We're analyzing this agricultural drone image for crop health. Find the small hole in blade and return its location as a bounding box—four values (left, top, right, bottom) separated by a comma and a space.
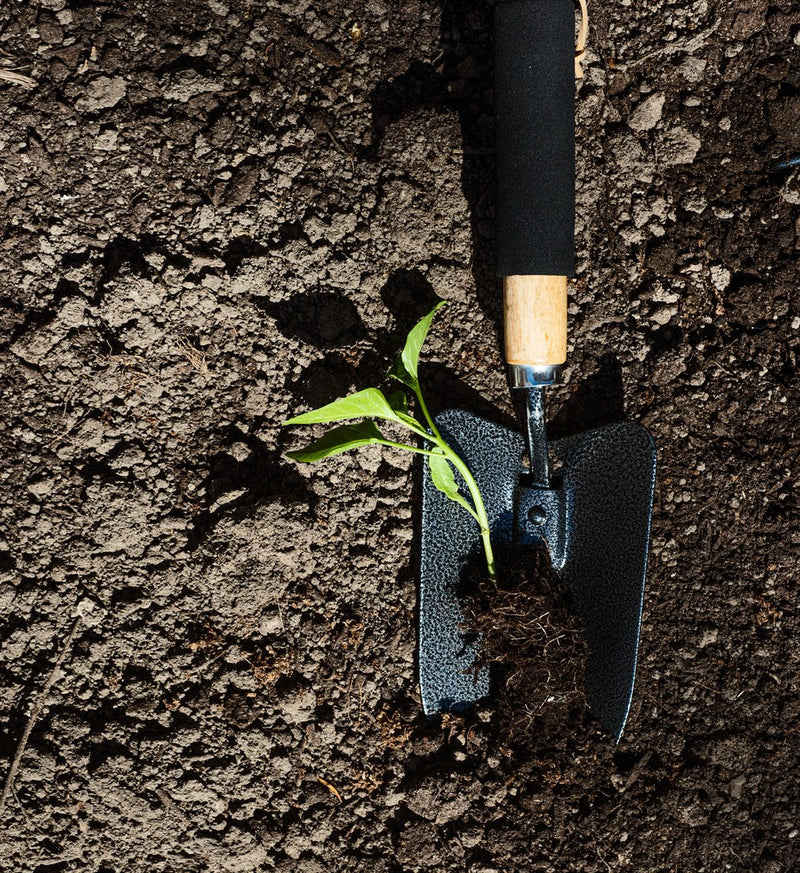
528, 505, 547, 526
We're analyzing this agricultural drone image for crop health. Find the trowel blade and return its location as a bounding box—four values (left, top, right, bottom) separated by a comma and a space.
419, 409, 656, 740
419, 411, 524, 715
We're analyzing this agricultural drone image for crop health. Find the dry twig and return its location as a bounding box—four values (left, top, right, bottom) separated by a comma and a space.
0, 616, 82, 816
317, 775, 343, 803
0, 69, 36, 88
176, 338, 212, 378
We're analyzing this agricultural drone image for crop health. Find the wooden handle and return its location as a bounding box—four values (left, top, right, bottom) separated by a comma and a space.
503, 275, 567, 366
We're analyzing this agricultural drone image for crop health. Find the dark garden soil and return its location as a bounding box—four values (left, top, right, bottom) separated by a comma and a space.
466, 550, 589, 749
1, 1, 798, 871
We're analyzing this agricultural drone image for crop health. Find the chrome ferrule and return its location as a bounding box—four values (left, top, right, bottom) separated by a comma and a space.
508, 363, 563, 388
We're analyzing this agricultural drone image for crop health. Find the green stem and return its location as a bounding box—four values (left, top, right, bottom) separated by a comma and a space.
436, 439, 497, 584
380, 440, 440, 457
414, 385, 444, 444
388, 396, 497, 583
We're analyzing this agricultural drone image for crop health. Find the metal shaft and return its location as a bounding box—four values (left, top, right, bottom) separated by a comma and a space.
525, 386, 550, 488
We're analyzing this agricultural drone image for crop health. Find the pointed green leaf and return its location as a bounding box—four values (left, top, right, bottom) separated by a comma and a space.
388, 354, 416, 390
428, 452, 479, 521
285, 421, 387, 462
402, 301, 446, 379
282, 388, 400, 426
389, 301, 446, 388
387, 390, 426, 434
387, 390, 408, 414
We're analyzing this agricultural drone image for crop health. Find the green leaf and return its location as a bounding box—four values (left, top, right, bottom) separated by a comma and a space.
285, 421, 387, 462
387, 390, 426, 434
388, 357, 415, 390
387, 390, 408, 414
396, 411, 425, 433
428, 452, 479, 521
389, 301, 446, 388
282, 388, 400, 426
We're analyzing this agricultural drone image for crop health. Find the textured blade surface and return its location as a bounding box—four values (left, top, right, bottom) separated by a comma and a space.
552, 423, 656, 740
419, 411, 656, 740
418, 410, 524, 715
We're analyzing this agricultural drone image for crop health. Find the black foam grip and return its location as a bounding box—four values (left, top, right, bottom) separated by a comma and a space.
495, 0, 575, 277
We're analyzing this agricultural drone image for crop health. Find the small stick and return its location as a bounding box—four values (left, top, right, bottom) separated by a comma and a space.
0, 616, 82, 816
0, 69, 37, 88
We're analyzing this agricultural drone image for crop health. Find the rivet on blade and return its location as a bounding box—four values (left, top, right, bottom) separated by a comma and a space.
527, 505, 547, 526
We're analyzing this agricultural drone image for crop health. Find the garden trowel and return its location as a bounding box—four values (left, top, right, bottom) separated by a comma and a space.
418, 0, 656, 740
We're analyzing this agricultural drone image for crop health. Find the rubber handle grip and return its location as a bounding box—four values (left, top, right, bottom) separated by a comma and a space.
494, 0, 575, 277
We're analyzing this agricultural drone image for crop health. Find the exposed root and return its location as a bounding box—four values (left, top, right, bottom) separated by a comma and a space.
466, 548, 587, 747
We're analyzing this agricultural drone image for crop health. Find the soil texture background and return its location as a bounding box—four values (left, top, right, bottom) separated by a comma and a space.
1, 1, 798, 871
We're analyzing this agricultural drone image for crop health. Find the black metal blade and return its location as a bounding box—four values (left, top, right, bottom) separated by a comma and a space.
550, 423, 656, 740
419, 411, 524, 715
419, 411, 656, 740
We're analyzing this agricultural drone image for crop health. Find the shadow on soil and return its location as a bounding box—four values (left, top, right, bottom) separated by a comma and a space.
369, 0, 502, 352
186, 424, 316, 548
548, 354, 627, 439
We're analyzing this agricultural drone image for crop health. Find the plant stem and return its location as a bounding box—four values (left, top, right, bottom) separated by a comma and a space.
437, 441, 497, 584
388, 394, 497, 583
413, 386, 444, 444
379, 440, 440, 457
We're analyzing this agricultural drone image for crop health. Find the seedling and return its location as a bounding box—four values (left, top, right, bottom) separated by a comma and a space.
282, 302, 497, 582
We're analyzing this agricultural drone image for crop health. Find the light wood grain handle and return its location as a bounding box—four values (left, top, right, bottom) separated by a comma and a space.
503, 275, 567, 367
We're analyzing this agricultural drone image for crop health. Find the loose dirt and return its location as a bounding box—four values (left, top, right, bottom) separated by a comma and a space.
1, 1, 798, 871
466, 549, 588, 749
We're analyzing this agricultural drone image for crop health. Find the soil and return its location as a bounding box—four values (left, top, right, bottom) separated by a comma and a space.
1, 1, 798, 872
466, 550, 588, 748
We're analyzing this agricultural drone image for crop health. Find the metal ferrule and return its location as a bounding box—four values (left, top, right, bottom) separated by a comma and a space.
508, 363, 563, 388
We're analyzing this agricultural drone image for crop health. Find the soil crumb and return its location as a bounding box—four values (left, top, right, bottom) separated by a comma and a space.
467, 548, 588, 747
